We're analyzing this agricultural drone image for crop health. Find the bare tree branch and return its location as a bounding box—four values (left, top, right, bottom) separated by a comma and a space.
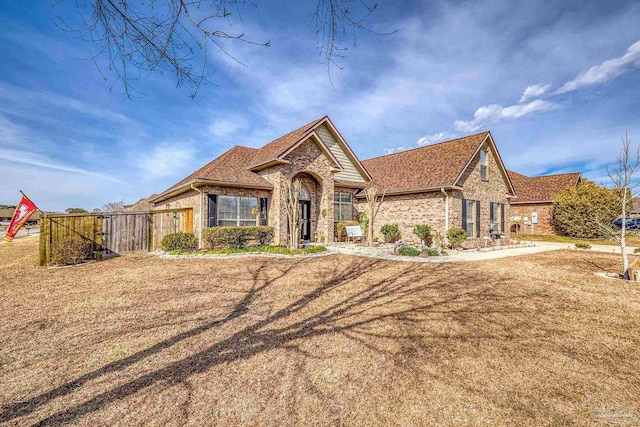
55, 0, 393, 97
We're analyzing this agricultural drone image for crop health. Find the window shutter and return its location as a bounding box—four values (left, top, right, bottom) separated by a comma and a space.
462, 199, 467, 232
259, 198, 268, 226
207, 195, 217, 227
476, 200, 481, 237
500, 203, 505, 233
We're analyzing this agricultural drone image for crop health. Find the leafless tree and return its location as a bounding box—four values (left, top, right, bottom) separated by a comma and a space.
54, 0, 389, 97
95, 200, 126, 212
364, 185, 384, 246
285, 178, 302, 250
596, 132, 640, 280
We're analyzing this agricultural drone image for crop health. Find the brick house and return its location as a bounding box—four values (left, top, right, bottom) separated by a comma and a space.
507, 170, 581, 235
149, 116, 519, 246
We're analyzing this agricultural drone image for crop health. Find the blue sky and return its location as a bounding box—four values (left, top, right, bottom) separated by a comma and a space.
1, 0, 639, 211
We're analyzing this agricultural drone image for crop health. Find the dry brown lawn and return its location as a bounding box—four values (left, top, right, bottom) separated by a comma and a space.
1, 236, 640, 426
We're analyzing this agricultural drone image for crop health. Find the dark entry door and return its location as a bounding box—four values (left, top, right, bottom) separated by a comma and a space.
300, 201, 311, 240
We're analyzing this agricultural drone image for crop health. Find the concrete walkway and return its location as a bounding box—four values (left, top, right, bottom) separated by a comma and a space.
325, 241, 635, 263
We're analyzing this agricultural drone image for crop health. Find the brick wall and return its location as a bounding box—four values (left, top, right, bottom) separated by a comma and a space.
510, 203, 557, 235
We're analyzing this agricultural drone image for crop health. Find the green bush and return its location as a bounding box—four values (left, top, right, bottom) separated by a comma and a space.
553, 181, 624, 238
574, 242, 591, 250
380, 223, 399, 243
413, 224, 433, 246
160, 232, 197, 251
422, 248, 445, 256
357, 212, 369, 233
634, 247, 640, 254
446, 227, 467, 249
51, 236, 92, 265
335, 221, 360, 242
202, 226, 274, 249
398, 246, 421, 256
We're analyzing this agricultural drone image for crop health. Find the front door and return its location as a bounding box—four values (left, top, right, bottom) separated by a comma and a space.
300, 200, 311, 240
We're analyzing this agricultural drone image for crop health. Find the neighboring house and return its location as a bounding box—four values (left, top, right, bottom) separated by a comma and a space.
150, 116, 518, 247
507, 170, 581, 235
0, 208, 41, 225
124, 194, 159, 212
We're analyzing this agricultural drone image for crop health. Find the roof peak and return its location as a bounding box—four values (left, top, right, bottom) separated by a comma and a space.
364, 131, 490, 162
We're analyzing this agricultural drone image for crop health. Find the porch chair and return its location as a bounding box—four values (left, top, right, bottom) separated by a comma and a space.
345, 225, 365, 243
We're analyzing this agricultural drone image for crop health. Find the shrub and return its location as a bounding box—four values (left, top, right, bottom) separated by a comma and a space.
398, 246, 421, 256
51, 236, 92, 265
575, 242, 591, 250
380, 223, 399, 243
634, 247, 640, 254
553, 181, 624, 238
357, 212, 369, 233
335, 221, 360, 242
160, 232, 197, 251
446, 227, 467, 249
169, 245, 328, 256
202, 226, 274, 249
422, 248, 446, 256
413, 224, 433, 246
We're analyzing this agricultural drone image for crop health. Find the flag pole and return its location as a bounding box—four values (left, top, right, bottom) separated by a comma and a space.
19, 190, 45, 215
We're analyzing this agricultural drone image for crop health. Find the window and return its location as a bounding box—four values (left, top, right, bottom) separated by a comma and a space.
480, 149, 488, 180
334, 192, 353, 222
463, 199, 475, 237
490, 202, 505, 233
217, 196, 258, 226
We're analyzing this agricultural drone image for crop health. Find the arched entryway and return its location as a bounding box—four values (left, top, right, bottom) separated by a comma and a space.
293, 172, 322, 241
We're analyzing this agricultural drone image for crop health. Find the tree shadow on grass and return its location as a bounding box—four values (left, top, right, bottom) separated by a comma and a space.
1, 258, 550, 426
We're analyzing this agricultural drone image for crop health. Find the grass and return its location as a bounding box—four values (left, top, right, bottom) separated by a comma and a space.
169, 245, 328, 256
518, 232, 640, 247
1, 237, 640, 426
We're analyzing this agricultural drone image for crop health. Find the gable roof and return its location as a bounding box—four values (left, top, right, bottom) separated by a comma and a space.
508, 170, 581, 203
152, 116, 370, 203
360, 131, 515, 195
248, 117, 326, 169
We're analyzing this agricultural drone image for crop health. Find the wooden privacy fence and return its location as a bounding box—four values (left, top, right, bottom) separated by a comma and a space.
39, 209, 193, 266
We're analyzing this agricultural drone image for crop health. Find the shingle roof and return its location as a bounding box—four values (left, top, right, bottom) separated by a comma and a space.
248, 116, 326, 168
163, 145, 269, 194
508, 170, 581, 203
155, 117, 328, 200
360, 132, 491, 192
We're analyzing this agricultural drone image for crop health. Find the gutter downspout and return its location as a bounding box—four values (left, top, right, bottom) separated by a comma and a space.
191, 183, 204, 249
441, 187, 449, 243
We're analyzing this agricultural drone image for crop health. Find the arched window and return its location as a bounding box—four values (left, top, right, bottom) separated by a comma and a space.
299, 184, 311, 201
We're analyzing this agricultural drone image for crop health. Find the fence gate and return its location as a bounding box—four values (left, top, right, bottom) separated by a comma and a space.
102, 212, 150, 254
150, 209, 193, 250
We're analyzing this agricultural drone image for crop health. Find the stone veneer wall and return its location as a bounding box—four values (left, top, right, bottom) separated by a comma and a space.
257, 138, 337, 245
510, 203, 557, 235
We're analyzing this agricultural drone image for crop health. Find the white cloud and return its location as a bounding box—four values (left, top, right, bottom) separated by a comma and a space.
417, 132, 451, 146
519, 84, 551, 103
208, 115, 250, 138
556, 39, 640, 94
383, 146, 408, 155
454, 99, 559, 133
137, 143, 196, 178
0, 148, 121, 182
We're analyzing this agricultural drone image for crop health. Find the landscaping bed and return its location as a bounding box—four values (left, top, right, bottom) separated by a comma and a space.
166, 245, 328, 257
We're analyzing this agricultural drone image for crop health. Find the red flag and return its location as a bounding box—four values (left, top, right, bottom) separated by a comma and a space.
4, 193, 38, 242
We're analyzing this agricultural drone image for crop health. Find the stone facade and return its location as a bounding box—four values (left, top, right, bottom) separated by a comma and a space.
510, 203, 557, 235
247, 138, 338, 245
